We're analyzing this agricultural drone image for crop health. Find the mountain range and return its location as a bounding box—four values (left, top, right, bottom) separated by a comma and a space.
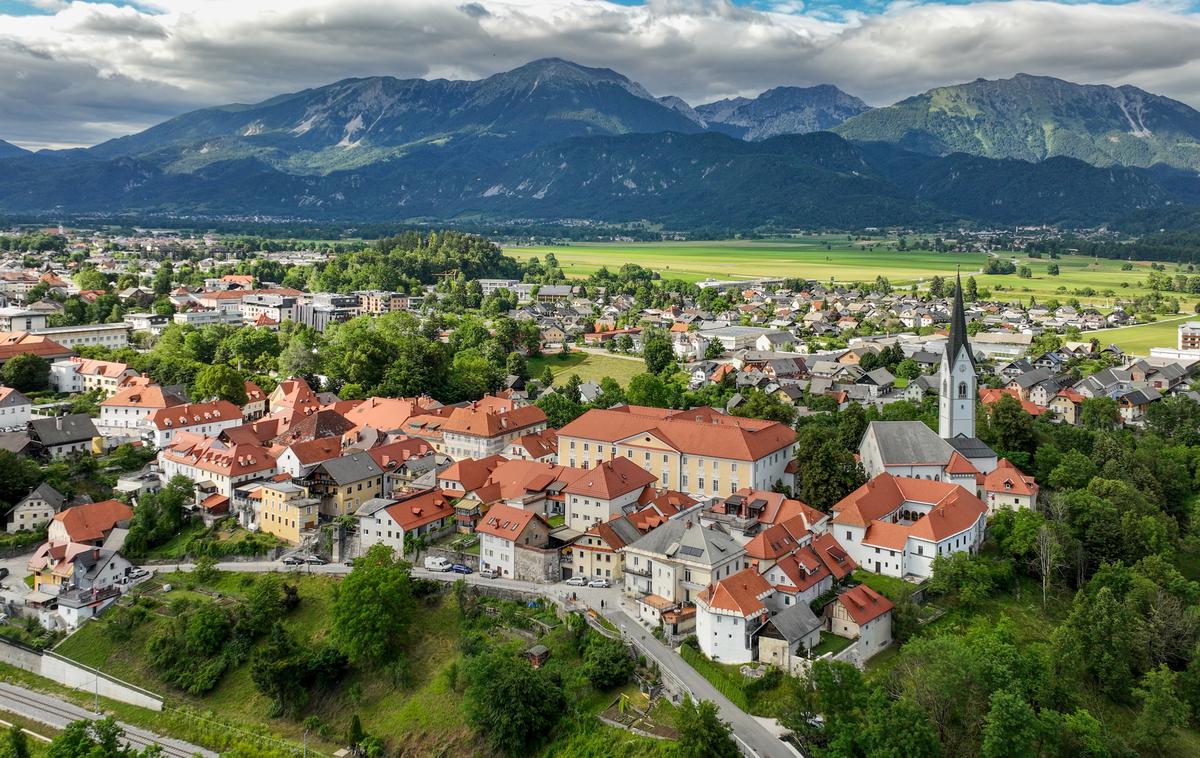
1, 59, 1198, 229
0, 140, 27, 159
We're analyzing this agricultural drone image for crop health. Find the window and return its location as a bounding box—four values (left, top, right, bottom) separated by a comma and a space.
958, 382, 967, 398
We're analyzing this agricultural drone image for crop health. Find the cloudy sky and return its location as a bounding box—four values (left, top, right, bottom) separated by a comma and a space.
3, 0, 1200, 150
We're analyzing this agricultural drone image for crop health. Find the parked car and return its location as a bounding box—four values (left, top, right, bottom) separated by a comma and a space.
479, 569, 499, 579
303, 555, 326, 565
0, 567, 10, 580
281, 556, 303, 566
587, 578, 611, 588
424, 556, 452, 572
450, 564, 473, 574
565, 576, 586, 586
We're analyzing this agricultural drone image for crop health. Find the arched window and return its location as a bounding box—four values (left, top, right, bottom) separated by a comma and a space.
958, 382, 967, 398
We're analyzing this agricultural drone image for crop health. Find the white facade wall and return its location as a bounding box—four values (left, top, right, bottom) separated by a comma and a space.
151, 418, 242, 449
479, 532, 516, 577
938, 347, 976, 439
566, 488, 642, 532
696, 606, 753, 663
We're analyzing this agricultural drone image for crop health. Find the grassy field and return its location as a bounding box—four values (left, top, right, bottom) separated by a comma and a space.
507, 239, 986, 285
53, 571, 478, 756
1087, 313, 1194, 354
529, 349, 644, 385
507, 240, 1200, 314
50, 571, 670, 757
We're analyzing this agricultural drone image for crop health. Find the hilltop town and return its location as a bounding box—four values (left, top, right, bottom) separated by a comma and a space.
0, 227, 1195, 756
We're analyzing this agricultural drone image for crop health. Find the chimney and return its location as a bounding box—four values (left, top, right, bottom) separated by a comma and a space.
56, 415, 63, 430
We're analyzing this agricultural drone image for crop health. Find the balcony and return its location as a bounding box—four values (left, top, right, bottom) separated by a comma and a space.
624, 564, 651, 578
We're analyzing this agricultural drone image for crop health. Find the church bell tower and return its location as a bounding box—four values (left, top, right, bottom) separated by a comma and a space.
939, 270, 977, 439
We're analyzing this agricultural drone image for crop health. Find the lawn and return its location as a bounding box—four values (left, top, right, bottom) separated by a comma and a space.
1085, 313, 1195, 354
851, 570, 920, 601
811, 633, 853, 657
529, 349, 644, 386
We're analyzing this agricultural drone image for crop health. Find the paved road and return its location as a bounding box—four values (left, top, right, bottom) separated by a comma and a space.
156, 559, 799, 757
603, 609, 798, 758
0, 681, 215, 758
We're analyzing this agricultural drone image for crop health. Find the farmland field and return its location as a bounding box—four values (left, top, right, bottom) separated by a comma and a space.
505, 240, 1200, 312
506, 238, 986, 285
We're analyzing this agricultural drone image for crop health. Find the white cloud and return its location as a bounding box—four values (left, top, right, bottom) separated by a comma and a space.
2, 0, 1200, 149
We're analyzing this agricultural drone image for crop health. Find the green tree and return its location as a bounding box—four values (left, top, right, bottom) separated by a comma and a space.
1080, 397, 1120, 431
192, 554, 218, 584
983, 394, 1035, 458
641, 328, 674, 375
463, 649, 565, 756
1132, 665, 1190, 752
981, 689, 1041, 758
0, 353, 49, 392
730, 388, 794, 424
581, 634, 634, 690
795, 441, 865, 510
0, 725, 29, 758
191, 364, 248, 405
1047, 263, 1060, 276
330, 544, 415, 666
704, 338, 726, 360
535, 390, 585, 428
675, 698, 738, 758
626, 373, 676, 408
73, 268, 109, 292
48, 717, 156, 758
1048, 449, 1098, 491
505, 351, 528, 381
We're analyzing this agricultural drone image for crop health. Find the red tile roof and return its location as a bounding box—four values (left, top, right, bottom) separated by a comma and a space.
837, 584, 894, 626
980, 458, 1040, 499
150, 400, 242, 430
474, 502, 546, 541
563, 456, 656, 500
558, 405, 794, 461
0, 332, 72, 362
52, 499, 132, 543
698, 567, 772, 618
102, 384, 184, 410
383, 489, 454, 532
162, 434, 276, 477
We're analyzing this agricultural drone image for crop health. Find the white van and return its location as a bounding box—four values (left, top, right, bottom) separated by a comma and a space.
424, 556, 452, 572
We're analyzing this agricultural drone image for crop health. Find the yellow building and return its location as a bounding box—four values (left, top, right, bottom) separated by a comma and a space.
301, 453, 385, 518
557, 405, 796, 500
257, 481, 320, 544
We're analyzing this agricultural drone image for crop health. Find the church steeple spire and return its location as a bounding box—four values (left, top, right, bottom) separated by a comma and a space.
939, 266, 977, 439
947, 268, 975, 369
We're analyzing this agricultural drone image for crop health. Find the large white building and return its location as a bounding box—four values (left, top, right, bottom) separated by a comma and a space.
830, 474, 988, 580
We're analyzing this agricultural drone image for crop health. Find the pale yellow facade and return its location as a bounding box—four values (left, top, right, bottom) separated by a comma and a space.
257, 483, 319, 545
559, 430, 792, 499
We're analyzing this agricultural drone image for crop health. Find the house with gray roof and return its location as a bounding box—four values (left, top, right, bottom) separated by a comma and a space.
28, 414, 99, 459
622, 516, 745, 607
